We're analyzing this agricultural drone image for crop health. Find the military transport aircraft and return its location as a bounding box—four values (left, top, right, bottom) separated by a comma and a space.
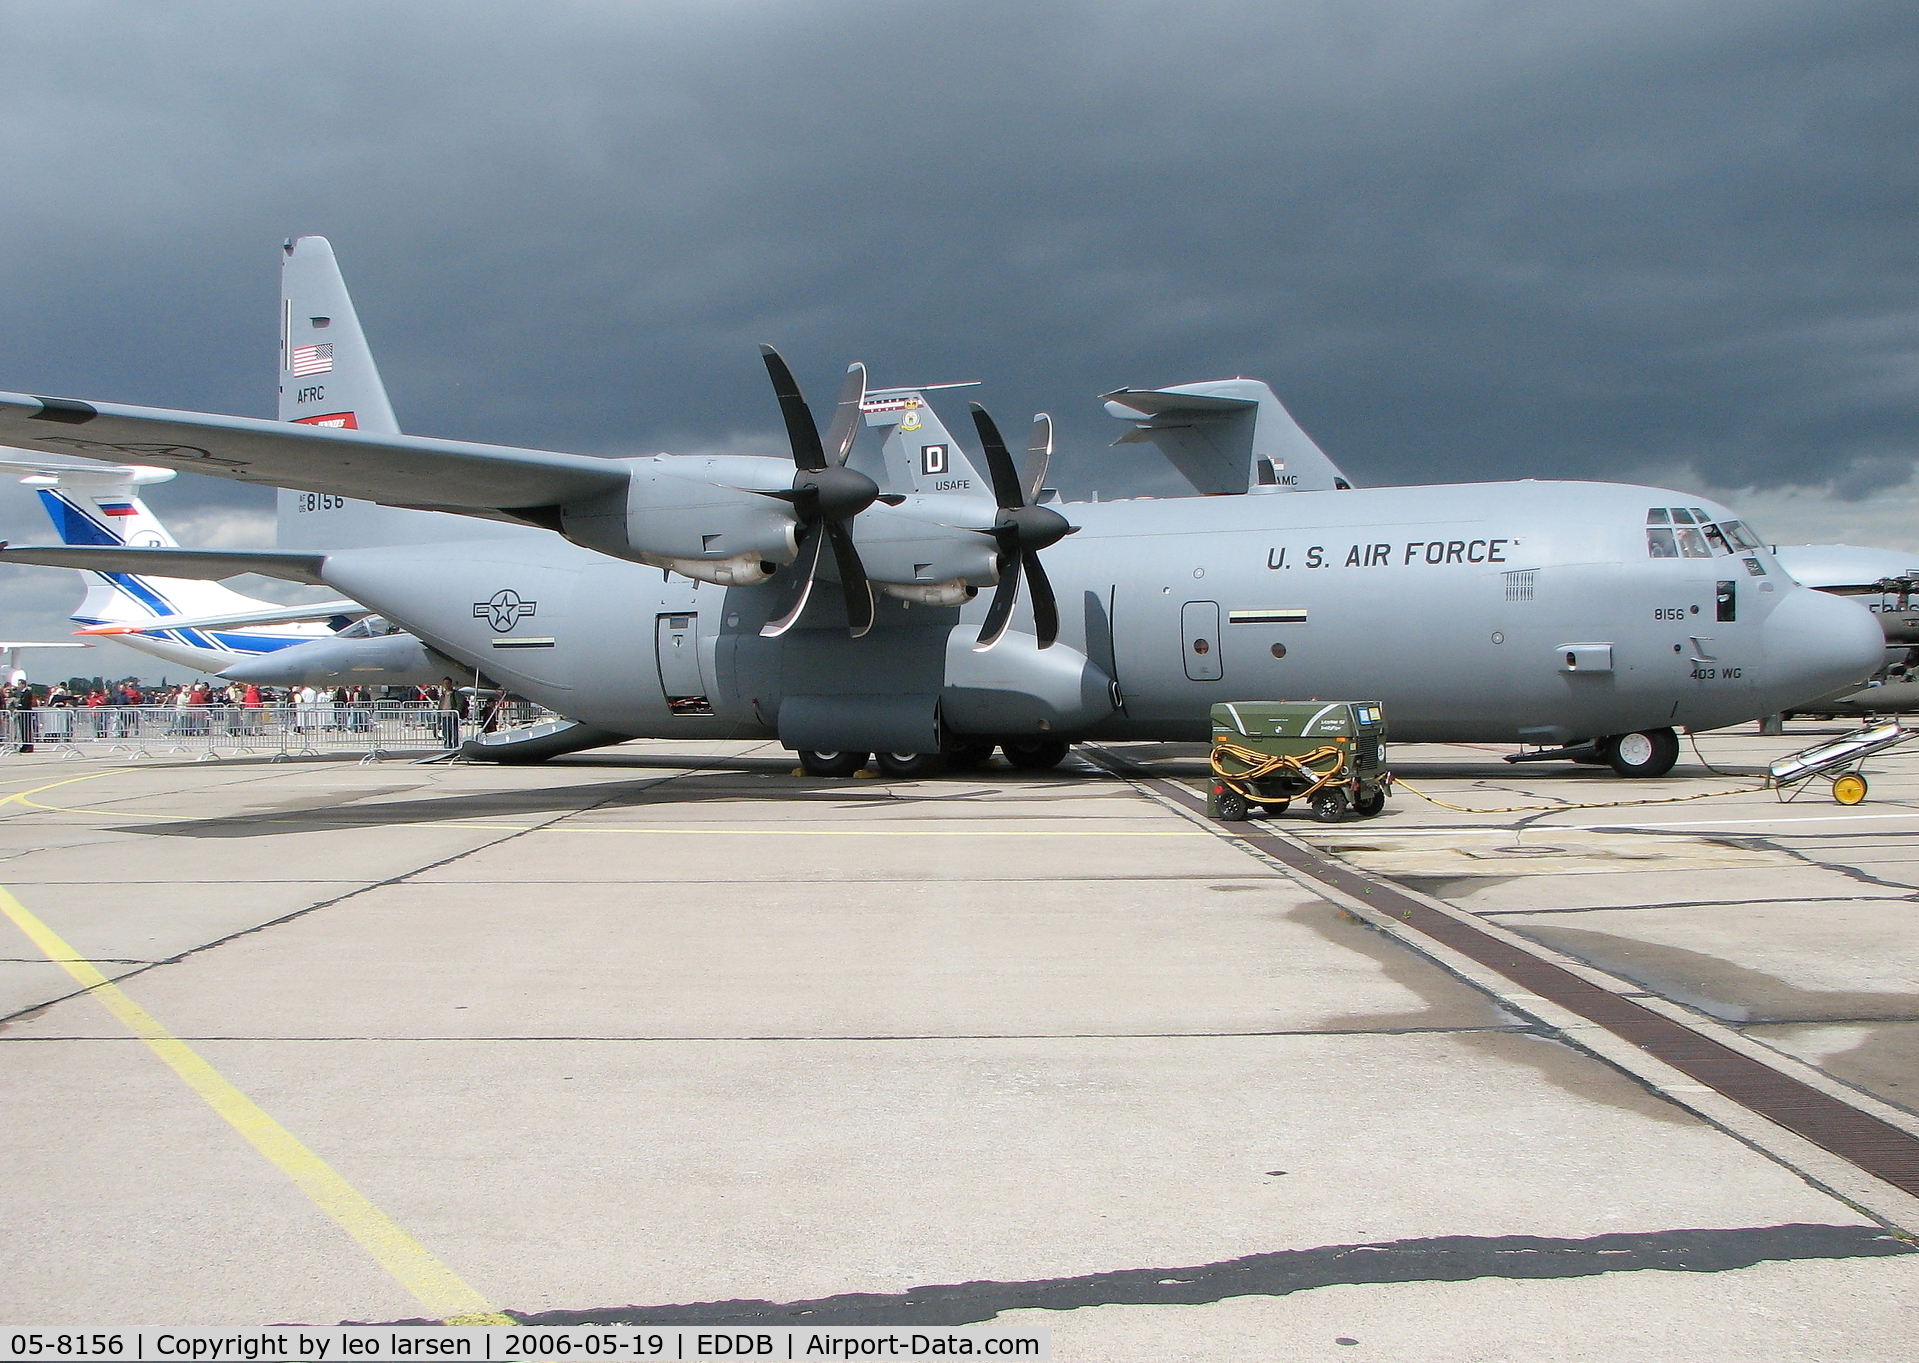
0, 237, 1884, 784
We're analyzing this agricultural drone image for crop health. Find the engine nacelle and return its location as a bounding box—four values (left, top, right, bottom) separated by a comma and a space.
880, 579, 977, 606
561, 455, 799, 570
640, 551, 779, 587
851, 498, 1001, 588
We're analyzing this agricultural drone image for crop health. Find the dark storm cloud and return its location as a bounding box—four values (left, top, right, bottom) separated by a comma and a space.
0, 0, 1913, 511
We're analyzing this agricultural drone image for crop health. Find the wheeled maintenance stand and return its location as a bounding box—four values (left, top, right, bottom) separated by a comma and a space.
1207, 700, 1393, 823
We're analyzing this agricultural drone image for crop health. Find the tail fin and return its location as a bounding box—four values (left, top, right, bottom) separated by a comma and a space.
1103, 379, 1354, 495
4, 460, 330, 664
280, 236, 399, 433
854, 385, 996, 503
274, 235, 539, 550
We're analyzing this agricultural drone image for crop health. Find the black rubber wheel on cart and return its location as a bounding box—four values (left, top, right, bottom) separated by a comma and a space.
799, 750, 869, 778
1312, 789, 1350, 823
876, 751, 944, 778
1003, 738, 1070, 770
1213, 789, 1251, 822
1352, 789, 1386, 818
1604, 727, 1679, 778
1257, 799, 1291, 817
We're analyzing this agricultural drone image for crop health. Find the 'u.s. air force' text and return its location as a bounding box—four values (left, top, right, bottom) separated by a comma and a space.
1268, 539, 1514, 570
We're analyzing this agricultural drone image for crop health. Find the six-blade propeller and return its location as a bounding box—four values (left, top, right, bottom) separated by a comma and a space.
755, 348, 1074, 649
758, 346, 882, 639
968, 403, 1075, 651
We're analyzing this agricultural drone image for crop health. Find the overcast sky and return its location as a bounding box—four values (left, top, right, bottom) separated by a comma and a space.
2, 0, 1914, 680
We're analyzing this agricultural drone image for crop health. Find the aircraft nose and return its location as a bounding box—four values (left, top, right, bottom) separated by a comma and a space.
1762, 585, 1884, 711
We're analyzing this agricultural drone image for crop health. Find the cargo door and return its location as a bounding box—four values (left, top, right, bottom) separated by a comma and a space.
655, 613, 713, 714
1182, 600, 1223, 681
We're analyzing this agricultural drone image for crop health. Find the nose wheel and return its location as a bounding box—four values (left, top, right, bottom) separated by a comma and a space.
1602, 727, 1680, 777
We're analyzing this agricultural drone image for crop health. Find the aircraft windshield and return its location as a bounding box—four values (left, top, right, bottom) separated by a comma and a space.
1646, 508, 1767, 561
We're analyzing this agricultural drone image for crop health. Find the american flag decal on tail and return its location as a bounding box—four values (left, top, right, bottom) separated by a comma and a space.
290, 343, 334, 376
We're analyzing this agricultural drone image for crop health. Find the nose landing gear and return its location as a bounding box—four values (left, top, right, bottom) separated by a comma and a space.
1600, 727, 1680, 777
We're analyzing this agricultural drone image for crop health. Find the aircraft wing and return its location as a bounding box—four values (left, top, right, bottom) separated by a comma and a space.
74, 599, 367, 635
0, 393, 629, 517
0, 544, 330, 586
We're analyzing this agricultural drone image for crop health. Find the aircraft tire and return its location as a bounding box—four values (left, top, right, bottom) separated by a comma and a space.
943, 740, 997, 771
799, 750, 869, 778
1002, 739, 1070, 771
876, 751, 944, 778
1311, 789, 1349, 823
1604, 728, 1679, 778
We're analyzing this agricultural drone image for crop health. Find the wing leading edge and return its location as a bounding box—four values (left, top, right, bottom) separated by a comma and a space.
0, 394, 628, 519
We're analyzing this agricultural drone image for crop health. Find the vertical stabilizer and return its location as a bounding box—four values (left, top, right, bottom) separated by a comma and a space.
279, 236, 399, 433
855, 387, 994, 503
274, 235, 541, 550
1102, 379, 1353, 495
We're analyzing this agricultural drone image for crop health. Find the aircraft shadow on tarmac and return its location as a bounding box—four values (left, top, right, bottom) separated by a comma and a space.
115, 764, 1098, 839
361, 1224, 1913, 1328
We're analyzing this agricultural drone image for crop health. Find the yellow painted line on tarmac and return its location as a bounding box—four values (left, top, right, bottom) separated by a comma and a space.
0, 767, 148, 810
0, 883, 511, 1325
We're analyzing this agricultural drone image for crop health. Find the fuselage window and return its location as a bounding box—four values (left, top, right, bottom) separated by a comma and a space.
1647, 527, 1679, 557
1721, 520, 1763, 551
1647, 508, 1672, 525
1671, 508, 1696, 524
1742, 556, 1767, 576
1700, 522, 1732, 555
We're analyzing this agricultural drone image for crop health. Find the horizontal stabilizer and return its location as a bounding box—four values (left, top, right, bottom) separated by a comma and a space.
0, 543, 329, 585
1101, 379, 1351, 495
0, 394, 628, 518
75, 599, 365, 634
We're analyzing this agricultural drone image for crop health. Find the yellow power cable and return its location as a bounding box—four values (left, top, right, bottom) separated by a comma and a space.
1393, 776, 1768, 815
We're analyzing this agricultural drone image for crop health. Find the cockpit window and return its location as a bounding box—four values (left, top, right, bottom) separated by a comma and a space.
1646, 508, 1769, 559
1676, 526, 1713, 557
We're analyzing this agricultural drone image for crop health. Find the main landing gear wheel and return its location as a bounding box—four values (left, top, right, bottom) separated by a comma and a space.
799, 750, 868, 778
1312, 789, 1350, 823
1604, 727, 1679, 778
943, 740, 996, 772
1833, 772, 1868, 806
1211, 788, 1250, 821
1352, 789, 1386, 818
1002, 738, 1070, 771
875, 751, 944, 779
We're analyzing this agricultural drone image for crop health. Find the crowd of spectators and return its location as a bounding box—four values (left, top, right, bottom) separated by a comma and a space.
0, 679, 482, 752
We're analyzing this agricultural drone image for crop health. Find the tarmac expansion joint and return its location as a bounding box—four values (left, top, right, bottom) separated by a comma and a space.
1087, 750, 1919, 1235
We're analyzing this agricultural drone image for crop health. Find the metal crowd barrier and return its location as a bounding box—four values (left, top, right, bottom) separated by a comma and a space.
0, 703, 485, 762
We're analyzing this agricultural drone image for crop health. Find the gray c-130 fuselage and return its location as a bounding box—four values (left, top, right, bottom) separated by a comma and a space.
316, 474, 1882, 751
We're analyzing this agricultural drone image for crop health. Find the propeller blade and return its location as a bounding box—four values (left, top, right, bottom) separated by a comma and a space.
760, 524, 824, 637
973, 558, 1021, 651
969, 403, 1026, 509
824, 519, 876, 638
1021, 413, 1052, 505
759, 345, 828, 471
1023, 548, 1058, 648
822, 362, 867, 467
